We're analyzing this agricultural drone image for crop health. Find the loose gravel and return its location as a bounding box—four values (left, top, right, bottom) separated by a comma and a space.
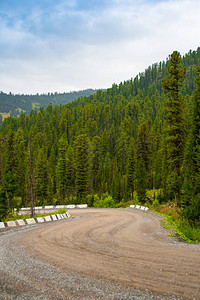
0, 210, 199, 300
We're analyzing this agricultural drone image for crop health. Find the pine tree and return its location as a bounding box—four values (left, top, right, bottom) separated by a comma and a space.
3, 127, 18, 211
91, 136, 101, 193
136, 159, 147, 203
162, 51, 186, 207
49, 145, 57, 196
57, 137, 68, 203
101, 152, 112, 194
27, 139, 35, 216
182, 64, 200, 223
116, 131, 128, 175
127, 139, 136, 200
136, 121, 153, 203
0, 133, 3, 185
0, 189, 7, 221
75, 134, 91, 202
191, 65, 200, 196
14, 128, 27, 205
66, 146, 75, 198
111, 158, 122, 203
35, 148, 49, 205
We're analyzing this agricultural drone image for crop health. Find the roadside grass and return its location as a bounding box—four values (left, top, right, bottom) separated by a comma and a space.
2, 208, 67, 222
92, 193, 133, 209
151, 204, 200, 243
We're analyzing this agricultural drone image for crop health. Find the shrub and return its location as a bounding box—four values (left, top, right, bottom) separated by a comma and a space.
104, 196, 115, 208
55, 208, 67, 214
152, 198, 159, 208
93, 194, 116, 208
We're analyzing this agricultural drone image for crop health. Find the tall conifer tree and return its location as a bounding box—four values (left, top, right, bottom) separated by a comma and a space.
136, 121, 152, 202
75, 134, 91, 202
162, 51, 186, 207
57, 137, 68, 202
182, 64, 200, 222
127, 139, 136, 200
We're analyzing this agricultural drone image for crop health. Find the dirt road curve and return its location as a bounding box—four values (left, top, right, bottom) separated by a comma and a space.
1, 208, 200, 299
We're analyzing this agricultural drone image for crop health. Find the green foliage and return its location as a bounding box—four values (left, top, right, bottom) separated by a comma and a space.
152, 198, 159, 208
0, 48, 200, 226
93, 194, 116, 208
55, 208, 67, 214
127, 139, 136, 200
115, 201, 130, 208
35, 148, 50, 205
162, 51, 186, 207
160, 209, 200, 243
57, 137, 68, 202
136, 121, 153, 203
181, 194, 200, 224
0, 89, 99, 117
182, 64, 200, 223
75, 134, 91, 202
0, 189, 8, 221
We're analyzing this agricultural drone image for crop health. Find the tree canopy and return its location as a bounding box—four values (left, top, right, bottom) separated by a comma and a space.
0, 48, 200, 224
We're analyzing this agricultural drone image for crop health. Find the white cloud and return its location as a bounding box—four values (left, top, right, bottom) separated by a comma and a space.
0, 0, 200, 94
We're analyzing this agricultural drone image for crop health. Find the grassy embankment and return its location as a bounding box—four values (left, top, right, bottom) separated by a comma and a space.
141, 190, 200, 243
153, 206, 200, 244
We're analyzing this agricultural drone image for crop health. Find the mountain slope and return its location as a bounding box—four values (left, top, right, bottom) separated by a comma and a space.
0, 47, 200, 228
0, 89, 99, 120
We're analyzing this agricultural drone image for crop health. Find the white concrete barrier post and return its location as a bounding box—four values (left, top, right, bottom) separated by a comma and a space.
25, 218, 36, 225
55, 205, 65, 209
36, 217, 45, 223
0, 222, 5, 229
16, 219, 26, 226
44, 206, 54, 210
66, 205, 75, 209
55, 214, 61, 220
43, 216, 52, 222
6, 221, 17, 227
76, 204, 87, 208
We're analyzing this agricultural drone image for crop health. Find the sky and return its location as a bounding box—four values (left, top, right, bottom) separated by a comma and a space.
0, 0, 200, 95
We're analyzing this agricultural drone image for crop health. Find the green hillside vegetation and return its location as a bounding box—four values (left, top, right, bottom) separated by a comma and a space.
0, 48, 200, 241
0, 89, 99, 121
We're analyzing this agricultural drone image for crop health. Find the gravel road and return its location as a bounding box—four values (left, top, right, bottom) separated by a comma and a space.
0, 208, 200, 299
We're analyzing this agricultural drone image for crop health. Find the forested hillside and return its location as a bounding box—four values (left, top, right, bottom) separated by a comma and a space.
0, 48, 200, 227
0, 89, 99, 121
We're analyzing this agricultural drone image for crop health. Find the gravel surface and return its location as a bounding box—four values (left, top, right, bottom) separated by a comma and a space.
0, 209, 199, 300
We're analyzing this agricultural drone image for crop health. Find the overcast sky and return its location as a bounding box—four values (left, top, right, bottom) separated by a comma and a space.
0, 0, 200, 95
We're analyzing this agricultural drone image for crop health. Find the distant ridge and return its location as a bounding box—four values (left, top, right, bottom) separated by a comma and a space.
1, 47, 200, 123
0, 88, 102, 119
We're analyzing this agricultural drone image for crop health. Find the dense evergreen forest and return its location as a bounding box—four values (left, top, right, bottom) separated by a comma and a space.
0, 89, 99, 121
0, 48, 200, 226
